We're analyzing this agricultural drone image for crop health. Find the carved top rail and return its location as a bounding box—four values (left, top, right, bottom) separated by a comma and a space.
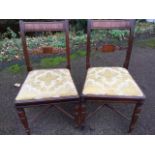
90, 20, 132, 30
21, 21, 65, 32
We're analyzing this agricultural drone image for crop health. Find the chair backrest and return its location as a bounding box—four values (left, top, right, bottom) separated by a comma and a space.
86, 19, 136, 69
19, 20, 70, 72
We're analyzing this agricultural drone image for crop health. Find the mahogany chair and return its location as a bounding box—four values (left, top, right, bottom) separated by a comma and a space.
15, 20, 79, 134
81, 20, 145, 133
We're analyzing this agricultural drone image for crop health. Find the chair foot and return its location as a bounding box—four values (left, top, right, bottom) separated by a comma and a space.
25, 129, 31, 135
16, 107, 31, 135
128, 102, 143, 133
74, 103, 86, 127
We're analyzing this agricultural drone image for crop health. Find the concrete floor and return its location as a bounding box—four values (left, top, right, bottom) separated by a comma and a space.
0, 46, 155, 134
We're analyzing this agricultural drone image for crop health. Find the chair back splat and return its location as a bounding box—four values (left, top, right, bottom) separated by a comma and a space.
19, 20, 71, 72
86, 19, 136, 69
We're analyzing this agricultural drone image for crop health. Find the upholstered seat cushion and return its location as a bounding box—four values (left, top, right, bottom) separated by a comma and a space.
82, 67, 144, 97
15, 69, 78, 101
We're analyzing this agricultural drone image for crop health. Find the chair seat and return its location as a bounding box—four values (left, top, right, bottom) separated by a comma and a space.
82, 67, 144, 98
15, 68, 78, 101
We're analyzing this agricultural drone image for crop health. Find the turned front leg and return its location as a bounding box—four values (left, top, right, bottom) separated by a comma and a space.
128, 102, 143, 133
16, 107, 31, 135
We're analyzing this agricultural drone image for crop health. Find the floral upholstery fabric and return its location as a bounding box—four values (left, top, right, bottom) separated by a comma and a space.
82, 67, 144, 97
16, 69, 78, 101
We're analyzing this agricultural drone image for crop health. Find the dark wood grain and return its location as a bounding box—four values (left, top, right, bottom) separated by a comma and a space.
86, 19, 136, 69
83, 19, 145, 133
23, 21, 64, 32
15, 20, 80, 134
128, 102, 143, 133
91, 20, 131, 29
16, 107, 30, 134
19, 20, 71, 71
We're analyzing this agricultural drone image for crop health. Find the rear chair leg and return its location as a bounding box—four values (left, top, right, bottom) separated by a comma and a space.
128, 102, 143, 133
16, 107, 31, 135
74, 102, 86, 128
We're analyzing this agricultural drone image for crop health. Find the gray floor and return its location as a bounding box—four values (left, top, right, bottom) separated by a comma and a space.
0, 46, 155, 134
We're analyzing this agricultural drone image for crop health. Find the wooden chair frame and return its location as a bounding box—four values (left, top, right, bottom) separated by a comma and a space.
15, 20, 80, 134
81, 19, 145, 133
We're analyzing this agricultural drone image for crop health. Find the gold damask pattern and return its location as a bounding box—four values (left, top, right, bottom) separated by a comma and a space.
82, 67, 144, 97
16, 69, 78, 101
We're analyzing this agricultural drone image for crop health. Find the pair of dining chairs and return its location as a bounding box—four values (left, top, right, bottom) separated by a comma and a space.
15, 20, 145, 134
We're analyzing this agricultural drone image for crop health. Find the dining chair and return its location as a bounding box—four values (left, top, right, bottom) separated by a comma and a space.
15, 20, 80, 134
81, 19, 145, 133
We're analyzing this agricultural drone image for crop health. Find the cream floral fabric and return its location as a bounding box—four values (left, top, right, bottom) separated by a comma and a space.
16, 69, 78, 101
82, 67, 144, 97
